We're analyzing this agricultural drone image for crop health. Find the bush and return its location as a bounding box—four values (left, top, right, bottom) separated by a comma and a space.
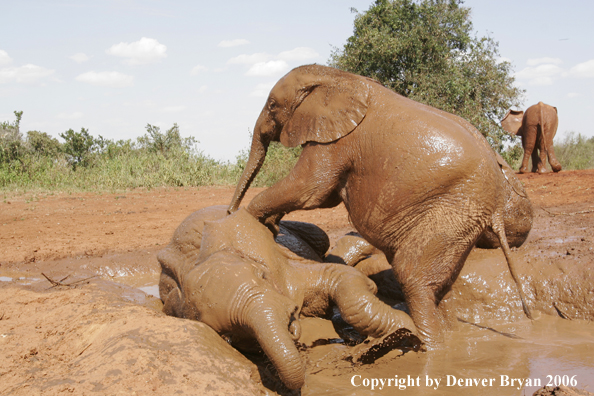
554, 132, 594, 170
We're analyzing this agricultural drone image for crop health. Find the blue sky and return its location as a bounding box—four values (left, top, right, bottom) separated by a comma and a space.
1, 0, 593, 161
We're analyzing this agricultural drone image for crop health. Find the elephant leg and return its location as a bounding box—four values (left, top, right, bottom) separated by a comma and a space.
545, 131, 562, 172
246, 144, 344, 229
520, 125, 537, 173
391, 214, 481, 348
535, 133, 548, 173
531, 146, 541, 173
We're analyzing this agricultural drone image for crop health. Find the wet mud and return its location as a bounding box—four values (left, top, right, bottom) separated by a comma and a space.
1, 170, 593, 395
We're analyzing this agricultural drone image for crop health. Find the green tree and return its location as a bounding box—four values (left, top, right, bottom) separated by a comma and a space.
27, 130, 62, 157
329, 0, 524, 148
0, 111, 25, 164
60, 127, 96, 169
137, 123, 197, 156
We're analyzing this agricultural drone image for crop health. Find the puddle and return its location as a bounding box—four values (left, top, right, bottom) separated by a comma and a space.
302, 316, 594, 395
138, 284, 160, 298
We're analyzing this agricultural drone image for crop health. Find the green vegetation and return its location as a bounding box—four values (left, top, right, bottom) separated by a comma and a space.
499, 132, 594, 171
329, 0, 524, 149
0, 111, 301, 193
554, 132, 594, 171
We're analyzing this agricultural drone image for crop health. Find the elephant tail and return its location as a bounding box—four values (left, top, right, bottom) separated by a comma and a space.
539, 103, 562, 172
490, 213, 533, 320
538, 103, 547, 156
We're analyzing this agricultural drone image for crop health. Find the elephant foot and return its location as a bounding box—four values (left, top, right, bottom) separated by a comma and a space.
551, 162, 562, 172
519, 167, 529, 174
345, 328, 424, 364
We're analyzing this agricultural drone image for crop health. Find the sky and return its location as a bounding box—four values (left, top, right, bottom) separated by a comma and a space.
1, 0, 593, 161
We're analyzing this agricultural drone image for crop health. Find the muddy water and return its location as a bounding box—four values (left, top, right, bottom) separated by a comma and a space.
3, 250, 593, 396
300, 316, 594, 395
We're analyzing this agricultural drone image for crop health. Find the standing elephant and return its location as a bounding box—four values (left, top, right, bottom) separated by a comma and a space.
501, 102, 562, 174
158, 206, 417, 390
227, 64, 532, 347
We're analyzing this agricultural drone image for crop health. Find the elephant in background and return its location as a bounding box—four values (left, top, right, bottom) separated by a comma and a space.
501, 102, 562, 174
158, 206, 417, 390
227, 64, 532, 347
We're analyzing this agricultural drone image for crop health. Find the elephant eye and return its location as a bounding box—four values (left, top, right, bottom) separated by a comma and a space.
268, 99, 277, 112
253, 267, 267, 280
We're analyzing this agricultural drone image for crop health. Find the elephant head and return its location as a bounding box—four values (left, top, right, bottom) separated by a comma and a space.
158, 206, 417, 389
501, 109, 525, 137
476, 153, 533, 248
228, 65, 379, 214
158, 207, 305, 389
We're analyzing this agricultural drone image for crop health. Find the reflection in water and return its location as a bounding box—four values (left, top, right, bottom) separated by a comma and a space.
302, 316, 594, 395
138, 284, 160, 298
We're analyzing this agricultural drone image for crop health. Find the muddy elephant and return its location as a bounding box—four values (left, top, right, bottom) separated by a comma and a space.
501, 102, 562, 174
227, 64, 532, 347
158, 206, 416, 390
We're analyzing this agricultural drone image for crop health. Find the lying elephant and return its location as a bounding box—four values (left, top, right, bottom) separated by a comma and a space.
157, 206, 416, 390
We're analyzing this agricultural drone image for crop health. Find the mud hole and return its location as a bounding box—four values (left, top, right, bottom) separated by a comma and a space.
1, 170, 593, 395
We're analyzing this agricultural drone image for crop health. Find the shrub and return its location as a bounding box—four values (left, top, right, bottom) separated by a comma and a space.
554, 132, 594, 170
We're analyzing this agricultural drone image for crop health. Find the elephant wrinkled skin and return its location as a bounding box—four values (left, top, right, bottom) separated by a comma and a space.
228, 64, 533, 347
501, 102, 562, 174
158, 206, 416, 390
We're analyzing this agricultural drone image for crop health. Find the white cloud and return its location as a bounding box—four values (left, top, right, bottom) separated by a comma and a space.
567, 92, 581, 98
515, 63, 563, 86
191, 64, 208, 75
568, 59, 594, 78
198, 85, 208, 93
526, 57, 563, 66
250, 82, 275, 97
69, 52, 90, 63
277, 47, 319, 62
246, 60, 289, 77
161, 105, 187, 113
218, 39, 249, 48
106, 37, 167, 65
0, 50, 12, 66
56, 111, 84, 120
75, 71, 134, 87
0, 64, 54, 84
228, 47, 318, 77
227, 52, 271, 65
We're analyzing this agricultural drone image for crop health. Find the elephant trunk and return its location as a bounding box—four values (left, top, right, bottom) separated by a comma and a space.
228, 121, 270, 214
241, 296, 305, 390
320, 265, 417, 337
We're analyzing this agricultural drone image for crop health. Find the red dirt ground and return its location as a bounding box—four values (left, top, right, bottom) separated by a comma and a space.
1, 170, 592, 267
1, 170, 593, 396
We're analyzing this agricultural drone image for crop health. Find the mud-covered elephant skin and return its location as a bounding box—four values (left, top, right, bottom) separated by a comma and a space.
501, 102, 561, 174
476, 152, 533, 248
157, 206, 416, 390
227, 64, 533, 347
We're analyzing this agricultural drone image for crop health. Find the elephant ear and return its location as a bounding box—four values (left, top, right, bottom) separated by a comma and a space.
501, 109, 524, 136
280, 78, 371, 148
